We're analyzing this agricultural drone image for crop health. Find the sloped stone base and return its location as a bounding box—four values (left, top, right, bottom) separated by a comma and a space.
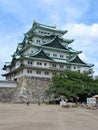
13, 76, 51, 103
0, 88, 15, 103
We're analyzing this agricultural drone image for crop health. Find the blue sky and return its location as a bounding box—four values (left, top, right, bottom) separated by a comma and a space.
0, 0, 98, 79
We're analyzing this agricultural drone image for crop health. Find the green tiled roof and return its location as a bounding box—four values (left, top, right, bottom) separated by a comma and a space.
69, 55, 94, 67
58, 36, 74, 44
26, 49, 53, 61
5, 62, 11, 66
68, 47, 82, 54
70, 55, 86, 64
26, 21, 67, 35
42, 36, 68, 50
53, 58, 68, 63
2, 62, 11, 70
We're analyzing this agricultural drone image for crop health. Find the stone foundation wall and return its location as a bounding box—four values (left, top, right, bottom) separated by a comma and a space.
0, 88, 15, 103
0, 76, 51, 103
13, 76, 51, 103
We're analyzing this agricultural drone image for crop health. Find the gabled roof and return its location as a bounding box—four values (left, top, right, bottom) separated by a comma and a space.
26, 21, 67, 35
26, 49, 53, 61
57, 36, 74, 44
42, 36, 68, 50
69, 55, 94, 67
68, 47, 82, 54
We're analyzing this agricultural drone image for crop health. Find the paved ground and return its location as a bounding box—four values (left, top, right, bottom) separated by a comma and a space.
0, 104, 98, 130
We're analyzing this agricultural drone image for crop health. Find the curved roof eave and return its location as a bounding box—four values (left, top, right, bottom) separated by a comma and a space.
58, 37, 74, 44
69, 62, 94, 67
69, 55, 94, 67
23, 48, 53, 61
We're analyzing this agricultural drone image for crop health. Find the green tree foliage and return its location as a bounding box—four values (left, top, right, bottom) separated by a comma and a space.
47, 70, 98, 102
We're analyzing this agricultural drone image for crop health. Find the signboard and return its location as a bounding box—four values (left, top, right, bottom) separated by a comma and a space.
87, 98, 96, 104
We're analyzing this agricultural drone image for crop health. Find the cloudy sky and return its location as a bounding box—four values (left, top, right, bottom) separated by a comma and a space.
0, 0, 98, 80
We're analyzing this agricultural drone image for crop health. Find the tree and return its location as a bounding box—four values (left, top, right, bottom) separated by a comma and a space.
47, 70, 98, 102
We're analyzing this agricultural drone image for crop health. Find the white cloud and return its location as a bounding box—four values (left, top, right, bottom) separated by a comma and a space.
79, 53, 88, 62
63, 23, 98, 76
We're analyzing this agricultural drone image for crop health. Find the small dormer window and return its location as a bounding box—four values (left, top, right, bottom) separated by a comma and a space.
52, 64, 56, 68
36, 70, 41, 74
45, 71, 49, 75
44, 63, 47, 66
60, 55, 63, 58
37, 40, 40, 43
53, 54, 57, 57
66, 56, 69, 59
46, 53, 50, 56
60, 65, 64, 68
74, 66, 76, 69
31, 50, 33, 53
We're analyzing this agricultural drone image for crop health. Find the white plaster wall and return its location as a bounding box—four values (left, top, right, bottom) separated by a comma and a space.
32, 36, 42, 44
23, 47, 38, 55
33, 60, 50, 68
44, 49, 70, 59
35, 28, 62, 37
70, 65, 91, 73
23, 69, 52, 78
15, 61, 21, 69
61, 42, 68, 48
80, 67, 90, 73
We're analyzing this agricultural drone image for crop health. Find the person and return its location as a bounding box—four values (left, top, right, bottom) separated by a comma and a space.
38, 101, 40, 106
26, 100, 29, 106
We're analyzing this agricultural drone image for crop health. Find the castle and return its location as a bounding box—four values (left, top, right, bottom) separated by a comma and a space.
1, 21, 94, 103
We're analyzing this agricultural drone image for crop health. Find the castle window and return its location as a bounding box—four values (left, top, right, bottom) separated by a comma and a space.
53, 54, 57, 57
27, 70, 32, 73
78, 70, 80, 72
52, 64, 56, 68
52, 72, 57, 75
60, 65, 64, 68
36, 70, 41, 74
67, 66, 70, 69
30, 70, 32, 73
74, 66, 76, 69
60, 55, 63, 58
37, 62, 42, 65
36, 40, 40, 43
45, 71, 49, 75
31, 50, 33, 53
28, 61, 32, 64
46, 53, 50, 56
66, 56, 69, 59
44, 63, 47, 66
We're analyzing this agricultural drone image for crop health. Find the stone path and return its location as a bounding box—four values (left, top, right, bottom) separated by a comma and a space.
0, 104, 98, 130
